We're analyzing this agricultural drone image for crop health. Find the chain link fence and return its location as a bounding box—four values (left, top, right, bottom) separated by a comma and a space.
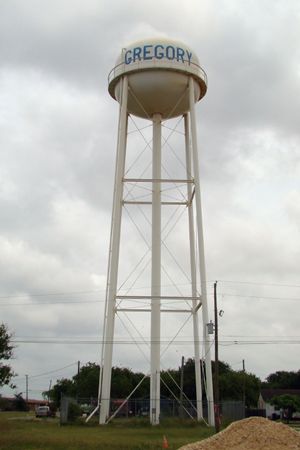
60, 395, 245, 424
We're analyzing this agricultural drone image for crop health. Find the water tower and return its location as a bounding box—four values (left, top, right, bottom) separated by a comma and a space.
98, 38, 214, 426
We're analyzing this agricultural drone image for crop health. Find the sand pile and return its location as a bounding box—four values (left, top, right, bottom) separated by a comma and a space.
178, 417, 300, 450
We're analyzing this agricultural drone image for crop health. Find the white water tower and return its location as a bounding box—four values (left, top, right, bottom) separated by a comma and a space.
98, 38, 214, 426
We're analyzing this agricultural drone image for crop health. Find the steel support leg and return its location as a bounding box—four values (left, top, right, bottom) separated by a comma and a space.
99, 76, 128, 424
150, 113, 162, 425
184, 113, 203, 421
189, 77, 215, 427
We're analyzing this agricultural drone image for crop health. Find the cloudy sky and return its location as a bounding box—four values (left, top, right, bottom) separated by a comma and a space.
1, 0, 300, 401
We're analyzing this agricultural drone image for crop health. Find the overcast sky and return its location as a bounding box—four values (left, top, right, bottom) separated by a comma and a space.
1, 0, 300, 401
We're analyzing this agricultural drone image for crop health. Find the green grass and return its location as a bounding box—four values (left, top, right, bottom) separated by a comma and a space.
0, 412, 215, 450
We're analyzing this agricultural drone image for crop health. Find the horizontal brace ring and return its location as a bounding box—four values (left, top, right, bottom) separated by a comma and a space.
123, 178, 194, 183
116, 295, 201, 300
116, 308, 192, 313
122, 201, 188, 205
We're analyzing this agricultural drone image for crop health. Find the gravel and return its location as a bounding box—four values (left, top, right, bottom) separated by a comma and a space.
178, 417, 300, 450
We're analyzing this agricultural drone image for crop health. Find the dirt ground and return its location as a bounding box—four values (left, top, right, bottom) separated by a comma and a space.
178, 417, 300, 450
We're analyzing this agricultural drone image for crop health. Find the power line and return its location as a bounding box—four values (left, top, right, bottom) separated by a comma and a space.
0, 277, 299, 301
1, 278, 300, 307
0, 289, 103, 300
220, 340, 300, 346
26, 362, 77, 379
28, 389, 47, 392
13, 333, 300, 340
1, 279, 299, 301
215, 280, 300, 288
219, 292, 300, 302
11, 338, 300, 346
2, 292, 300, 307
0, 300, 104, 307
11, 362, 78, 381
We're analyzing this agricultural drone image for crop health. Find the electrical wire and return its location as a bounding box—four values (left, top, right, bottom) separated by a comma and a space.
1, 279, 300, 308
11, 338, 300, 346
218, 292, 300, 302
213, 280, 300, 288
0, 279, 299, 301
29, 362, 78, 379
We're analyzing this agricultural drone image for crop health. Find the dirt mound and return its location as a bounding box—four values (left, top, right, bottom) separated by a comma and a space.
178, 417, 300, 450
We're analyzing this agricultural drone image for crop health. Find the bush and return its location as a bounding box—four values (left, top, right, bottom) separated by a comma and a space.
14, 393, 29, 411
67, 402, 81, 421
0, 396, 13, 411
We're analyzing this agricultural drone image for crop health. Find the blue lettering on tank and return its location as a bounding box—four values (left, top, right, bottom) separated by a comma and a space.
143, 45, 153, 60
166, 45, 175, 60
154, 44, 164, 59
124, 50, 132, 64
124, 45, 192, 65
176, 47, 185, 62
133, 47, 142, 62
186, 50, 192, 64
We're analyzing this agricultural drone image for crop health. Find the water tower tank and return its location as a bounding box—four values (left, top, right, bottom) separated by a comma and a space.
108, 38, 207, 119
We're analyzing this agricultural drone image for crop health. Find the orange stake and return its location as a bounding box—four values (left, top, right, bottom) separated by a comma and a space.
162, 435, 169, 449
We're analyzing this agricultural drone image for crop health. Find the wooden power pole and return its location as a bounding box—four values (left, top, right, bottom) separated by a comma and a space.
214, 281, 220, 432
179, 356, 184, 418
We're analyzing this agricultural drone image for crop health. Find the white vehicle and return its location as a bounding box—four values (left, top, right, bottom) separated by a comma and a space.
35, 405, 50, 417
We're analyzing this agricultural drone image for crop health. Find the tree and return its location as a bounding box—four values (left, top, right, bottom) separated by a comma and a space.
219, 368, 261, 407
111, 366, 149, 399
73, 362, 99, 398
13, 393, 29, 411
45, 378, 75, 407
163, 358, 261, 407
271, 394, 300, 422
46, 363, 150, 407
264, 371, 300, 389
0, 323, 15, 388
47, 359, 262, 409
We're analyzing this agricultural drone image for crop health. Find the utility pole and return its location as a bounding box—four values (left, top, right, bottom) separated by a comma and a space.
77, 361, 80, 400
179, 356, 184, 418
25, 375, 28, 403
214, 281, 220, 433
48, 379, 52, 404
242, 359, 246, 411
